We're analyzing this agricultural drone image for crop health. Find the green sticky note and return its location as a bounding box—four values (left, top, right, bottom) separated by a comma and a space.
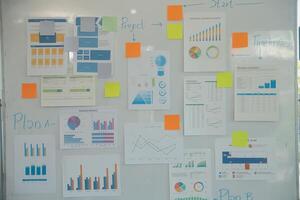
167, 23, 183, 40
102, 16, 118, 32
232, 131, 249, 147
217, 72, 233, 88
104, 81, 120, 97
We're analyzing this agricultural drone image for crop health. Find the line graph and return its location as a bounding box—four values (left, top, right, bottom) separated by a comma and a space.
131, 135, 177, 155
125, 123, 183, 164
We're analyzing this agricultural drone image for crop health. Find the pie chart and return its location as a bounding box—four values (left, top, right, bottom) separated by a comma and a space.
155, 55, 166, 66
174, 182, 186, 192
189, 46, 201, 59
67, 116, 80, 130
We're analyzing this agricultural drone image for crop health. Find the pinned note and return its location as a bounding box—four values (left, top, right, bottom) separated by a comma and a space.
102, 16, 118, 32
98, 63, 112, 79
167, 5, 183, 21
167, 23, 183, 40
125, 42, 141, 58
232, 32, 248, 48
104, 81, 120, 97
232, 131, 249, 147
22, 83, 37, 99
216, 72, 233, 88
80, 17, 95, 32
39, 21, 55, 36
164, 114, 180, 130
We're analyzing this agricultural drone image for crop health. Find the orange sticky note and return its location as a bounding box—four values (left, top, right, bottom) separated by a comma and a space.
125, 42, 141, 58
164, 114, 180, 130
232, 32, 248, 48
167, 5, 183, 21
22, 83, 37, 99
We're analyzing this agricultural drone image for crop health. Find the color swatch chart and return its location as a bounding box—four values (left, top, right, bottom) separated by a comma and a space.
63, 155, 120, 197
14, 135, 56, 193
27, 18, 67, 75
169, 149, 212, 200
60, 108, 117, 149
215, 138, 274, 180
184, 12, 226, 72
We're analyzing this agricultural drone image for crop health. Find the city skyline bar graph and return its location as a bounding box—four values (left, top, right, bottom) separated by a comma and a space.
66, 163, 119, 191
189, 23, 222, 42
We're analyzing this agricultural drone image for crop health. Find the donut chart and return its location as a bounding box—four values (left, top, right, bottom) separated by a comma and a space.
193, 181, 204, 192
206, 45, 219, 59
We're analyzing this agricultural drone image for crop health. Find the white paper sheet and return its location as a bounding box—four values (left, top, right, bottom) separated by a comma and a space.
231, 31, 294, 63
184, 76, 226, 135
14, 135, 56, 193
63, 154, 121, 197
128, 50, 170, 110
60, 108, 117, 149
169, 149, 212, 200
184, 12, 226, 72
27, 18, 68, 75
74, 16, 114, 76
215, 137, 274, 180
124, 123, 183, 164
41, 76, 96, 107
234, 66, 279, 121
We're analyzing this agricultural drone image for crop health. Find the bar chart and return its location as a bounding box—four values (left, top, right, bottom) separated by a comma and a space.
63, 155, 120, 197
14, 135, 56, 193
60, 109, 117, 149
258, 80, 276, 89
215, 138, 273, 180
24, 143, 46, 157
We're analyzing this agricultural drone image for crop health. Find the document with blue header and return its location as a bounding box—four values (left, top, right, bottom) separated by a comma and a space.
74, 17, 114, 77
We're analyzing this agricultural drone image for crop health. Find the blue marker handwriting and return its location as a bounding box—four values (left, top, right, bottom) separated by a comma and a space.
121, 17, 144, 32
214, 188, 254, 200
13, 112, 56, 130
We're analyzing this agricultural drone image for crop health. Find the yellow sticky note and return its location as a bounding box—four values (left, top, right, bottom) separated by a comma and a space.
232, 131, 249, 147
216, 72, 233, 88
104, 81, 120, 98
167, 23, 183, 40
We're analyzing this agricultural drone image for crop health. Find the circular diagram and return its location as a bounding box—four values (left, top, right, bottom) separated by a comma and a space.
174, 182, 186, 192
155, 55, 167, 66
67, 116, 80, 130
158, 81, 166, 89
189, 46, 201, 59
193, 181, 204, 192
206, 45, 219, 59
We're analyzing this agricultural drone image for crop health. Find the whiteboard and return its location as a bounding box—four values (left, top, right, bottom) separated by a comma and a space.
0, 0, 298, 199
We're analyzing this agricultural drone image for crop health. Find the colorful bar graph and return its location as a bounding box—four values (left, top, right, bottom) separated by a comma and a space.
66, 163, 119, 191
93, 118, 115, 130
24, 143, 46, 157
